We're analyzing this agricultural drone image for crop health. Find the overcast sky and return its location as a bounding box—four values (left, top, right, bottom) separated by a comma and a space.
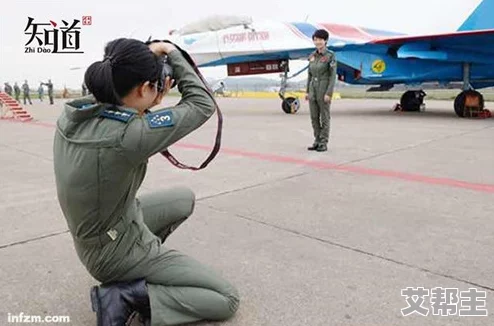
0, 0, 483, 89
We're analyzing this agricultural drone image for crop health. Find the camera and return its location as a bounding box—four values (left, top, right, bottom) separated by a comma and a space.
146, 37, 177, 92
157, 55, 176, 92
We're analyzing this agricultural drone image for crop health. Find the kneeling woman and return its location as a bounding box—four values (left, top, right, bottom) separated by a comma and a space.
53, 38, 239, 326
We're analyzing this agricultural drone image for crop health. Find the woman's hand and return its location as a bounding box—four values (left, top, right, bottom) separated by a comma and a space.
148, 42, 177, 56
324, 94, 331, 103
151, 76, 175, 107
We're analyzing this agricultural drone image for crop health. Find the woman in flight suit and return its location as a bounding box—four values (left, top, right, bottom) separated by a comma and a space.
305, 29, 337, 152
53, 38, 239, 326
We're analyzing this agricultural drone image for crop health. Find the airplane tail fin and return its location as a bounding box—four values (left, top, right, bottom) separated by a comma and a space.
458, 0, 494, 31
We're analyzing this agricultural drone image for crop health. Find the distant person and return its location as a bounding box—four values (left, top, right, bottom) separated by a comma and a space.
22, 80, 32, 105
38, 84, 44, 102
213, 81, 226, 96
4, 82, 13, 96
305, 29, 337, 152
82, 82, 87, 96
42, 79, 54, 104
14, 82, 21, 102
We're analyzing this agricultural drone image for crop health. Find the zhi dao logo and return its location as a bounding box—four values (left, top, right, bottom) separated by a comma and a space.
24, 16, 92, 54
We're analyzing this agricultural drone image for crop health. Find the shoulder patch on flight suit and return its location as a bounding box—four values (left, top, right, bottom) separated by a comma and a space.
330, 56, 337, 68
100, 109, 135, 123
80, 104, 96, 110
309, 52, 316, 62
146, 110, 174, 128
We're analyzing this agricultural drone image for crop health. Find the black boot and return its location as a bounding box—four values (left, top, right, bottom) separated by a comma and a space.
90, 279, 151, 326
307, 143, 319, 151
316, 143, 328, 152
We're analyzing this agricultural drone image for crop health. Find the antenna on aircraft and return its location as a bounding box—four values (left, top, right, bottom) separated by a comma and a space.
304, 15, 309, 22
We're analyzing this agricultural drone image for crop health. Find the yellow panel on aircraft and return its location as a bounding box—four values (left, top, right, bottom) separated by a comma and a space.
371, 59, 386, 74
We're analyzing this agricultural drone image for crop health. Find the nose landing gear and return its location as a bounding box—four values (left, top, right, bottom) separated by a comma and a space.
281, 97, 300, 114
278, 61, 307, 114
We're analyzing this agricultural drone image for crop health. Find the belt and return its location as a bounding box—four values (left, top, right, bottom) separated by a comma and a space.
74, 217, 131, 247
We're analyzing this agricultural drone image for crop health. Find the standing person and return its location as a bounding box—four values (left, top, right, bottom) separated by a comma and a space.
38, 84, 44, 101
53, 38, 239, 326
305, 29, 337, 152
22, 80, 32, 105
14, 82, 21, 102
4, 82, 13, 96
42, 79, 54, 104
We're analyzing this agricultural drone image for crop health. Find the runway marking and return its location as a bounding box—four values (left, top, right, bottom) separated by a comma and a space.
6, 120, 494, 194
175, 143, 494, 194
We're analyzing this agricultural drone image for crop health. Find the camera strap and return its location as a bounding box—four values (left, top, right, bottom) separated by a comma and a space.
147, 39, 222, 171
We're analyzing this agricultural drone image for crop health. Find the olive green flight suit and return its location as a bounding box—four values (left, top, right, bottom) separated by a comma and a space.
306, 48, 337, 146
14, 84, 21, 102
22, 82, 32, 105
53, 49, 239, 326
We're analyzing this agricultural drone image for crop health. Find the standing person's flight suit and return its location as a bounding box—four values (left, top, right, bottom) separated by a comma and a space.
42, 79, 54, 104
14, 83, 21, 102
306, 29, 337, 152
53, 40, 239, 326
4, 82, 13, 96
22, 81, 32, 105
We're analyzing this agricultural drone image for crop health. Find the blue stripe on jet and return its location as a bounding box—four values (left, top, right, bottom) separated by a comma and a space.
361, 28, 405, 37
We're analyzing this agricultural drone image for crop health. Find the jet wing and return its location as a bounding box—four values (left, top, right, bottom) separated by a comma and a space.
181, 17, 494, 68
205, 30, 494, 65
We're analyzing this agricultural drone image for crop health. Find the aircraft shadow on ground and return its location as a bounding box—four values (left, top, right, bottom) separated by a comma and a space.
331, 108, 464, 120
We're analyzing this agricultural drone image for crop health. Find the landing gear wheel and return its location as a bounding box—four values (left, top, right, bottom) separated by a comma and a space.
400, 90, 426, 112
454, 90, 484, 118
281, 97, 300, 114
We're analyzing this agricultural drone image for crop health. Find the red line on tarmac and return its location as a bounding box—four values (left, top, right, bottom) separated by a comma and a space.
176, 143, 494, 194
6, 119, 494, 194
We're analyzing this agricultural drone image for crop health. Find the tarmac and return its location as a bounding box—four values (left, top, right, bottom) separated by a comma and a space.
1, 96, 493, 326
